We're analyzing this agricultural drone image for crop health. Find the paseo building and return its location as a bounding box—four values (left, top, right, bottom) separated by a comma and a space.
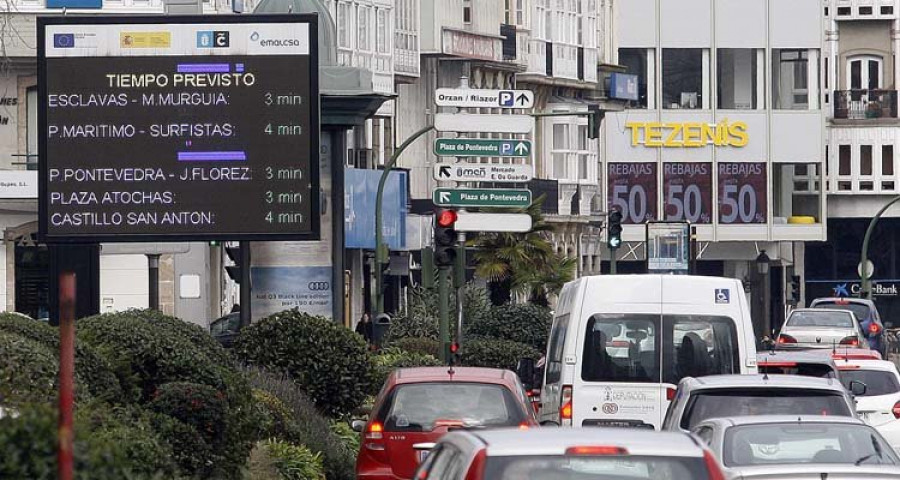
605, 0, 826, 334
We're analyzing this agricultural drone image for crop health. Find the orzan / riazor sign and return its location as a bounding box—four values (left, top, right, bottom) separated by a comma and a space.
626, 120, 748, 148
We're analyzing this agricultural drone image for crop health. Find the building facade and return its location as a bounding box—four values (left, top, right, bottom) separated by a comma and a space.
607, 0, 826, 335
807, 0, 900, 322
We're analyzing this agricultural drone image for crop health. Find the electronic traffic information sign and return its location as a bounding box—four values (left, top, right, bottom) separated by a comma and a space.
38, 16, 319, 242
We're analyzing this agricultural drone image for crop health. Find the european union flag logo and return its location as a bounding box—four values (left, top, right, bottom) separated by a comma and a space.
833, 283, 850, 297
53, 34, 75, 48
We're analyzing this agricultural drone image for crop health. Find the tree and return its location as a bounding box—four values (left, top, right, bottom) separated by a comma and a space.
468, 195, 576, 305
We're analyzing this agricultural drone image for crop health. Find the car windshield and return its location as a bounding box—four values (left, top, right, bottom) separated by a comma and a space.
839, 369, 900, 396
758, 362, 836, 379
483, 455, 710, 480
581, 314, 739, 384
681, 389, 852, 430
381, 383, 526, 432
787, 311, 854, 328
723, 423, 899, 467
815, 303, 870, 323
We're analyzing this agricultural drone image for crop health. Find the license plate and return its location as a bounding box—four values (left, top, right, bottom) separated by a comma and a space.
416, 449, 430, 463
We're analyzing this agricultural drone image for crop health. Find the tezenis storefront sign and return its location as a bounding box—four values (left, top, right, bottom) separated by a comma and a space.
625, 120, 748, 148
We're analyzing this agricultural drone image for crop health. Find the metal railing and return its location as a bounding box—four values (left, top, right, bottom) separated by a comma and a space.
833, 89, 898, 119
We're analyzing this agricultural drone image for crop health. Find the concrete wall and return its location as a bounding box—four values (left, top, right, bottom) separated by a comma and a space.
837, 21, 894, 89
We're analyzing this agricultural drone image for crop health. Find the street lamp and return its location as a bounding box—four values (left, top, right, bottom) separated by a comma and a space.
756, 250, 771, 276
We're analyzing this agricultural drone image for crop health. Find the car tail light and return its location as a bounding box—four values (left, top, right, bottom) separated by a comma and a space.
519, 422, 530, 430
561, 385, 573, 426
839, 336, 860, 347
893, 402, 900, 420
365, 421, 383, 440
837, 365, 860, 371
703, 450, 726, 480
435, 419, 465, 428
870, 323, 882, 335
777, 334, 797, 344
609, 340, 630, 348
565, 446, 628, 456
666, 387, 677, 401
464, 448, 487, 480
760, 361, 798, 368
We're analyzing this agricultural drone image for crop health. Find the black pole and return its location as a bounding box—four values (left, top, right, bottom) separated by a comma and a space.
239, 241, 252, 328
147, 254, 160, 311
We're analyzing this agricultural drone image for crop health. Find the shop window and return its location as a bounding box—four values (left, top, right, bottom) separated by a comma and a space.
718, 49, 761, 109
663, 49, 706, 109
773, 49, 820, 110
618, 48, 652, 108
861, 145, 873, 175
774, 164, 822, 222
883, 145, 894, 175
839, 145, 851, 175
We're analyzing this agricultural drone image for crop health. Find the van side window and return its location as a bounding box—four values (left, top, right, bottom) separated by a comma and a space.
581, 314, 661, 383
663, 315, 740, 384
546, 315, 569, 384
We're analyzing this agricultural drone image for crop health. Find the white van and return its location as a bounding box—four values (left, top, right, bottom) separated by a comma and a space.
539, 275, 758, 430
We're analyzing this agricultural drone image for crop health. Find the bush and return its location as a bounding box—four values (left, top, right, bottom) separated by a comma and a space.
386, 337, 441, 357
244, 367, 357, 480
386, 284, 491, 343
0, 313, 121, 401
77, 309, 255, 478
467, 304, 552, 352
460, 338, 539, 371
329, 421, 361, 458
0, 402, 177, 480
265, 439, 326, 480
370, 348, 442, 395
234, 310, 373, 417
0, 330, 63, 405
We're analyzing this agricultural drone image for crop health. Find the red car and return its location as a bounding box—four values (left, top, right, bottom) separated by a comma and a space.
354, 366, 538, 480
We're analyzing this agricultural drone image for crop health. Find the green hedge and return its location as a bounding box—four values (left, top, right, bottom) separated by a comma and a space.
265, 439, 326, 480
370, 348, 442, 395
77, 309, 255, 478
386, 337, 441, 357
460, 338, 539, 371
0, 330, 65, 405
466, 303, 552, 352
235, 310, 373, 417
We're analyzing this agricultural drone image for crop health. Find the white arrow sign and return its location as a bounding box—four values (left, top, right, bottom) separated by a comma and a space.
433, 163, 534, 182
455, 212, 533, 233
435, 88, 535, 109
434, 113, 534, 134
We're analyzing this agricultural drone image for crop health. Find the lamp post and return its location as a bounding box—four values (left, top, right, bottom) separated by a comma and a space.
756, 250, 771, 339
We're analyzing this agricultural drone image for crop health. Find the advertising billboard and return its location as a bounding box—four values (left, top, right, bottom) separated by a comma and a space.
717, 162, 767, 224
38, 16, 319, 242
663, 162, 712, 224
607, 162, 657, 224
344, 168, 408, 250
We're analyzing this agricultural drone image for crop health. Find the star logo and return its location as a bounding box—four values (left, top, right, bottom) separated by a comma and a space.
833, 283, 850, 297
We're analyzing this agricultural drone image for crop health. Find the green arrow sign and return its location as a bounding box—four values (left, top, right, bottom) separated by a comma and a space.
432, 188, 532, 208
434, 139, 532, 157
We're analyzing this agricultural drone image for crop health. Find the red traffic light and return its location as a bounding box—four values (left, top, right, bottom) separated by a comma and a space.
437, 209, 458, 228
450, 342, 460, 354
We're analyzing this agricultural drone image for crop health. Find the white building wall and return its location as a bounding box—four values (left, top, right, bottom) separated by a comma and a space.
99, 254, 149, 312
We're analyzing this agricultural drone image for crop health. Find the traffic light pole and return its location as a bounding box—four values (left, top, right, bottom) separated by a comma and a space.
609, 247, 618, 275
239, 241, 251, 328
375, 125, 435, 315
438, 266, 450, 363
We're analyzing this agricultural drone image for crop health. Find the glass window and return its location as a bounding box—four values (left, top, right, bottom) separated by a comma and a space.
773, 49, 820, 110
813, 302, 872, 323
862, 145, 873, 175
723, 423, 899, 467
483, 455, 711, 480
839, 369, 900, 396
581, 314, 660, 383
663, 49, 705, 109
787, 311, 854, 328
337, 2, 351, 48
718, 49, 760, 109
619, 48, 651, 108
376, 9, 389, 54
884, 146, 894, 176
839, 145, 851, 175
381, 383, 527, 432
545, 315, 569, 384
664, 315, 740, 384
758, 362, 837, 379
681, 390, 853, 430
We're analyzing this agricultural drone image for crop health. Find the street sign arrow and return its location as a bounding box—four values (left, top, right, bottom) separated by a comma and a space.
432, 163, 534, 182
435, 88, 535, 109
455, 212, 533, 233
434, 138, 532, 157
432, 188, 532, 208
434, 113, 533, 133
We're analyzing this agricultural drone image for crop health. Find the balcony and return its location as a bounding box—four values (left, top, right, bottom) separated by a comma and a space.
833, 89, 898, 120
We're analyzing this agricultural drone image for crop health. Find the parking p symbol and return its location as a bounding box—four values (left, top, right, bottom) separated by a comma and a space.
499, 91, 514, 107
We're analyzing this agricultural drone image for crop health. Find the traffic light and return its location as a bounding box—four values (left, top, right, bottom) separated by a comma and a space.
587, 104, 605, 140
607, 210, 623, 249
434, 208, 458, 267
225, 243, 243, 283
789, 275, 801, 304
449, 341, 461, 366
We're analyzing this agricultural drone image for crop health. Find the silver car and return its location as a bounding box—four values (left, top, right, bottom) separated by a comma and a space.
692, 416, 900, 480
778, 308, 867, 348
413, 428, 728, 480
661, 374, 859, 432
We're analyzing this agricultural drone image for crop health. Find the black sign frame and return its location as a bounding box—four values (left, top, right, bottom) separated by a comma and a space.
37, 14, 320, 243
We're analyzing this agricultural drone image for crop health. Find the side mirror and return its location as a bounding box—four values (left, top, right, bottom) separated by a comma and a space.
517, 357, 536, 391
350, 419, 367, 433
849, 380, 868, 397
